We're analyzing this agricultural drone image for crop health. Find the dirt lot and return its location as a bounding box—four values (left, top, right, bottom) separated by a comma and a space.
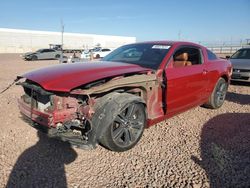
0, 54, 249, 188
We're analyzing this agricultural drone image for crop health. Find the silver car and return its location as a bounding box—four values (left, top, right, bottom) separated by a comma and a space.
230, 48, 250, 82
23, 49, 62, 61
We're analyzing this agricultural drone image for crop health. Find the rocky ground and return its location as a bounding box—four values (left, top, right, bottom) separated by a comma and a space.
0, 54, 249, 188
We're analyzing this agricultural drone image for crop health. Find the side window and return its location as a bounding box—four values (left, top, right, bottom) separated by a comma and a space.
110, 47, 143, 62
43, 49, 49, 53
206, 49, 218, 60
173, 47, 202, 68
102, 49, 111, 52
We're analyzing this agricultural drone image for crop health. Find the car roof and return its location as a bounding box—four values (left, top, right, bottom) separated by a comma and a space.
39, 48, 51, 50
237, 48, 250, 50
132, 41, 204, 47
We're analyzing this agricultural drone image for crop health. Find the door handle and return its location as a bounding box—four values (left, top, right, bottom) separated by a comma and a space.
202, 69, 208, 75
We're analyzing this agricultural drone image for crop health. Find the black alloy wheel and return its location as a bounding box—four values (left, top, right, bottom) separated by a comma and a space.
99, 100, 146, 152
204, 78, 228, 109
111, 103, 145, 148
214, 79, 228, 107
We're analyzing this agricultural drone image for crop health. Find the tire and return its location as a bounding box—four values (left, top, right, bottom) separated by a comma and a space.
93, 93, 146, 152
31, 55, 38, 61
55, 54, 61, 59
95, 54, 100, 59
101, 102, 146, 152
204, 78, 228, 109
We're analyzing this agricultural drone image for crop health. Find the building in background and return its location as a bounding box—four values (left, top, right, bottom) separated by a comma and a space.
0, 28, 136, 53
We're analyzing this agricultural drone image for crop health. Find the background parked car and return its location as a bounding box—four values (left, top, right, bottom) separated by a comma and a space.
80, 49, 92, 59
228, 48, 250, 82
92, 48, 112, 59
22, 49, 62, 61
80, 48, 113, 59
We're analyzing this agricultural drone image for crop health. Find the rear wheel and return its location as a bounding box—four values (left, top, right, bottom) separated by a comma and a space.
55, 54, 61, 59
204, 78, 228, 109
99, 100, 146, 152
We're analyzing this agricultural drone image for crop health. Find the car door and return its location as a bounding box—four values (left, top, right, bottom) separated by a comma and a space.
36, 49, 44, 59
47, 49, 56, 59
165, 46, 209, 116
39, 49, 50, 59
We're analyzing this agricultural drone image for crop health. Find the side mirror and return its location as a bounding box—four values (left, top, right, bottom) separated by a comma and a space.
226, 55, 230, 59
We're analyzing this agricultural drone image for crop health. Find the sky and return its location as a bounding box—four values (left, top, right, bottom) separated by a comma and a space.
0, 0, 250, 43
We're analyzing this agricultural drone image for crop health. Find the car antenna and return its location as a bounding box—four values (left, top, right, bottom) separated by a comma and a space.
0, 77, 20, 94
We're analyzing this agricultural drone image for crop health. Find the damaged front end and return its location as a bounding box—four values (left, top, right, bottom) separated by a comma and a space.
17, 70, 163, 150
17, 80, 96, 149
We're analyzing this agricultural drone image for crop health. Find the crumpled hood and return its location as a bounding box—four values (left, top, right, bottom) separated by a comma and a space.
20, 61, 151, 92
24, 52, 36, 56
230, 59, 250, 69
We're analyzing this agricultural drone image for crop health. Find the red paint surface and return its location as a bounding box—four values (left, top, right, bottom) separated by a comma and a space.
22, 61, 151, 92
19, 41, 232, 128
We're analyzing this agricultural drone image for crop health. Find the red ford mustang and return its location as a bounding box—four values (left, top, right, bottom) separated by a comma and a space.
17, 41, 232, 152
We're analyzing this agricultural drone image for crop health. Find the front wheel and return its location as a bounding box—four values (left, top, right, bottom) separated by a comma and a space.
204, 78, 228, 109
100, 102, 146, 152
95, 54, 100, 59
31, 55, 38, 61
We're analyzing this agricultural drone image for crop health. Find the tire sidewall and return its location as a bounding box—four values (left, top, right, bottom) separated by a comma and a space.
55, 54, 60, 59
211, 78, 228, 108
31, 55, 37, 61
102, 102, 146, 152
92, 93, 146, 152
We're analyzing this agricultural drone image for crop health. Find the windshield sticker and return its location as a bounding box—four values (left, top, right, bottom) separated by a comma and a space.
152, 45, 170, 49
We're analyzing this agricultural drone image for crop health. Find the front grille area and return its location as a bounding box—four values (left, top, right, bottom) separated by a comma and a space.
18, 98, 52, 127
231, 76, 249, 80
21, 83, 53, 112
18, 80, 84, 128
233, 69, 250, 73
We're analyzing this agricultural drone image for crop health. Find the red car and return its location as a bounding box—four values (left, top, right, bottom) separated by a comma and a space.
17, 41, 232, 152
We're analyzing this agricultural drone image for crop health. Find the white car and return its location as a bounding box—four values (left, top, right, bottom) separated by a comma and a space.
80, 48, 113, 60
92, 48, 112, 58
23, 49, 62, 61
80, 49, 92, 59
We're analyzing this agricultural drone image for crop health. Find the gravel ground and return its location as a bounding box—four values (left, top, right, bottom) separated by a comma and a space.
0, 54, 249, 188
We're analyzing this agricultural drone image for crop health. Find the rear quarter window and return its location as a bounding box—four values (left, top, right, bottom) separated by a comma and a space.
207, 50, 218, 60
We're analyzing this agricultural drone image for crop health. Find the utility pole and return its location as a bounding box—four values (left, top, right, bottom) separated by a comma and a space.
61, 19, 64, 50
178, 30, 182, 40
58, 19, 65, 63
246, 39, 250, 45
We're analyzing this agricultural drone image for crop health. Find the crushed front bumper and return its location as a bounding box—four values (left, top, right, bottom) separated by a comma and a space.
18, 98, 96, 150
18, 98, 52, 127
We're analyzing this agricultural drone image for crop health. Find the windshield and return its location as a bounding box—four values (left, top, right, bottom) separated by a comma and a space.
231, 49, 250, 59
36, 49, 44, 53
102, 43, 171, 69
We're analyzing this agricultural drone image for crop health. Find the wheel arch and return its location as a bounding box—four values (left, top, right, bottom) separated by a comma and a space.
90, 92, 147, 144
220, 74, 229, 83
